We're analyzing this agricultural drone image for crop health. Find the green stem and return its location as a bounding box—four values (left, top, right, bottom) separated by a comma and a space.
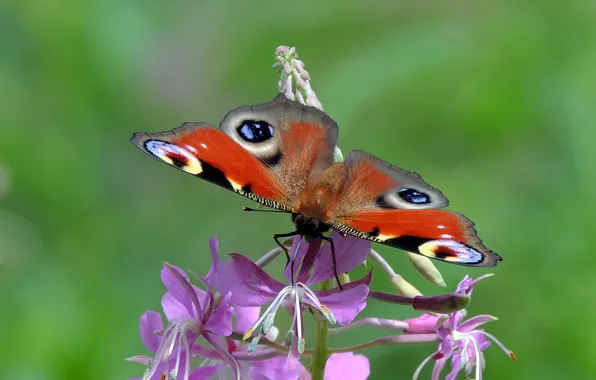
311, 279, 332, 379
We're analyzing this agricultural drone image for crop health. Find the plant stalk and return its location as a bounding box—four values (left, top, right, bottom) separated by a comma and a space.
311, 279, 332, 379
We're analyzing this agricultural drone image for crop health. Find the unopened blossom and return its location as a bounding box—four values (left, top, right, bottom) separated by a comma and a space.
273, 46, 322, 109
409, 274, 516, 380
216, 232, 372, 368
273, 45, 345, 163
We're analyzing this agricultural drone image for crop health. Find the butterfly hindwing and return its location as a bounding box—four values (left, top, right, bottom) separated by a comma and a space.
327, 150, 500, 266
330, 209, 501, 266
332, 150, 449, 217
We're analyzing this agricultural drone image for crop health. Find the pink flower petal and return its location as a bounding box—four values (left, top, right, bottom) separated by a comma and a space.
219, 254, 285, 307
161, 264, 202, 319
455, 273, 493, 295
405, 313, 440, 334
203, 332, 240, 380
284, 235, 309, 283
296, 238, 323, 283
161, 292, 191, 323
315, 277, 371, 325
431, 358, 447, 380
324, 352, 370, 380
234, 306, 261, 332
309, 233, 370, 285
189, 365, 222, 380
446, 353, 465, 380
457, 315, 497, 333
314, 270, 373, 298
139, 311, 163, 352
249, 356, 308, 380
286, 336, 301, 370
126, 355, 151, 365
204, 292, 233, 336
204, 235, 219, 287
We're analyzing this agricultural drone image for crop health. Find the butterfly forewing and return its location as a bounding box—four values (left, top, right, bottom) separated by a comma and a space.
130, 94, 340, 213
131, 123, 291, 211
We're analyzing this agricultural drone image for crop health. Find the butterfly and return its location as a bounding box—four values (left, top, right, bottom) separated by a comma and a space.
131, 94, 501, 268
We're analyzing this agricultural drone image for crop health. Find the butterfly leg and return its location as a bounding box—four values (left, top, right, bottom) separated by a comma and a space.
319, 235, 344, 291
274, 231, 300, 275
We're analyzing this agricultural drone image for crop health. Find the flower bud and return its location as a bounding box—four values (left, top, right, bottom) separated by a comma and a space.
413, 294, 470, 314
406, 252, 446, 288
390, 274, 422, 297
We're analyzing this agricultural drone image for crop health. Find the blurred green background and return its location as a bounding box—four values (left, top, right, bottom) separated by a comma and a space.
1, 1, 595, 379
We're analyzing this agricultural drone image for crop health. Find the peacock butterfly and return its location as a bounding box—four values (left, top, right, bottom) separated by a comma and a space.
131, 94, 501, 267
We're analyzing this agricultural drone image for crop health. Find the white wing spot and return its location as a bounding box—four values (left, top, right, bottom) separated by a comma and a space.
145, 140, 202, 175
229, 179, 243, 192
419, 240, 483, 264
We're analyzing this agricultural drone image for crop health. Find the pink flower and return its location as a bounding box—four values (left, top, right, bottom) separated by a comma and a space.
129, 237, 315, 379
127, 310, 222, 380
216, 232, 372, 368
128, 261, 235, 380
128, 237, 237, 379
410, 275, 516, 380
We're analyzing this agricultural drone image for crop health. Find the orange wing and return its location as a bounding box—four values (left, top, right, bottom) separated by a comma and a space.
217, 94, 338, 201
330, 209, 500, 266
131, 124, 291, 211
131, 94, 340, 212
327, 150, 501, 266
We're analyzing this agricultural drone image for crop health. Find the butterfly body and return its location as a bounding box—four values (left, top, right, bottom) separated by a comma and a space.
131, 94, 502, 267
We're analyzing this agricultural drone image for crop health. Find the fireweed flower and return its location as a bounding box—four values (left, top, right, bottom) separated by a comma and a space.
128, 310, 222, 380
201, 238, 312, 379
216, 231, 372, 368
130, 307, 301, 380
129, 237, 312, 380
128, 262, 235, 380
128, 237, 239, 380
410, 275, 516, 380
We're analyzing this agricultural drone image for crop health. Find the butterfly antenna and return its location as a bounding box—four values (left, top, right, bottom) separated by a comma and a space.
243, 207, 288, 213
320, 235, 343, 291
